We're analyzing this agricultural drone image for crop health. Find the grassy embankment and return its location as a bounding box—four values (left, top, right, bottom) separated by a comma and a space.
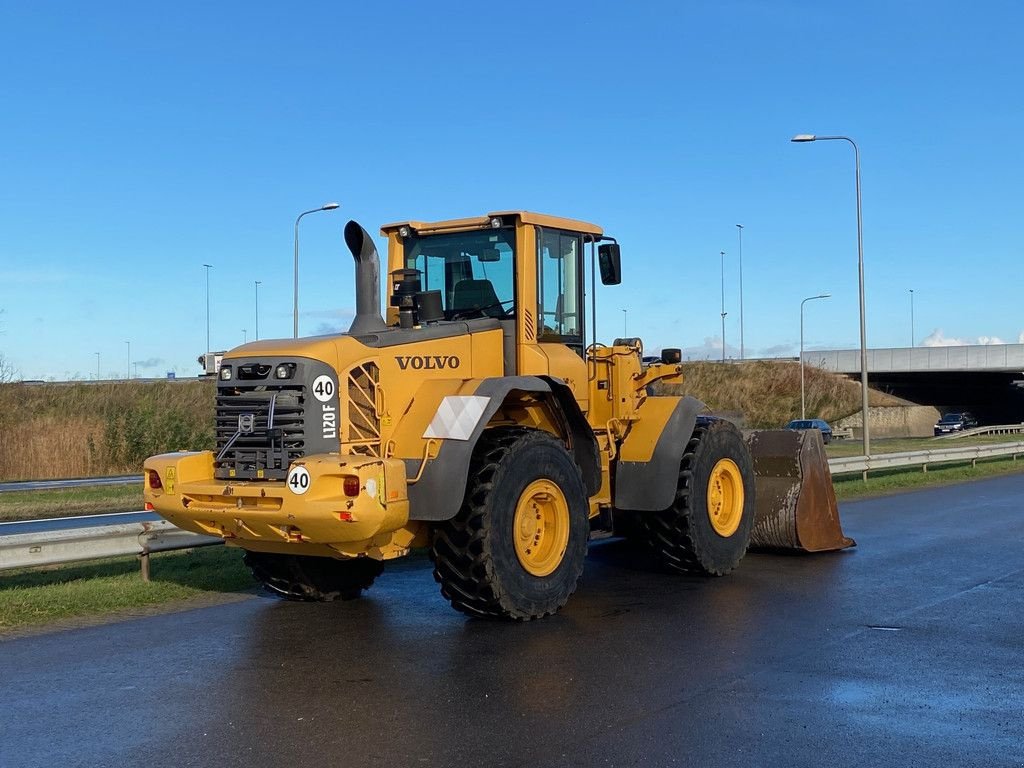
655, 359, 903, 428
0, 379, 214, 481
0, 485, 142, 522
0, 547, 255, 632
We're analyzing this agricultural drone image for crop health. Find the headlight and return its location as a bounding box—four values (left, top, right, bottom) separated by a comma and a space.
219, 365, 232, 381
275, 363, 296, 379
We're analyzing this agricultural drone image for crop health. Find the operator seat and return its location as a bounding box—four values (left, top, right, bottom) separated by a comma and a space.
451, 279, 507, 318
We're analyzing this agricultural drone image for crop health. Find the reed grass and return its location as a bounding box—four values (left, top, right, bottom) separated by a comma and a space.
0, 380, 214, 481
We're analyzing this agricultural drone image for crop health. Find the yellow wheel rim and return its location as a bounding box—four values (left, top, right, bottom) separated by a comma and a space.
706, 458, 744, 537
513, 479, 571, 577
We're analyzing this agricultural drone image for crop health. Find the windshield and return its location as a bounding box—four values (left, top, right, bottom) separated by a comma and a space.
403, 228, 515, 319
940, 414, 962, 422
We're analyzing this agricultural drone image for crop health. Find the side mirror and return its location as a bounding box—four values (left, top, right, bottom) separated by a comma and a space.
598, 243, 621, 285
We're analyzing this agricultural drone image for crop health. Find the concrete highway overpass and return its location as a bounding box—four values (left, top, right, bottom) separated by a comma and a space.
805, 343, 1024, 423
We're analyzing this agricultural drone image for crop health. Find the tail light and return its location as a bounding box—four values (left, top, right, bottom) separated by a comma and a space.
148, 471, 163, 491
343, 476, 360, 497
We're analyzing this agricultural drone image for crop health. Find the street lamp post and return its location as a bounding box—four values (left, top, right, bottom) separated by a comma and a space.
736, 224, 745, 359
294, 202, 341, 338
254, 280, 262, 340
791, 134, 871, 454
242, 329, 247, 343
202, 263, 213, 353
622, 308, 627, 337
125, 341, 130, 380
95, 352, 100, 381
720, 250, 727, 362
800, 293, 831, 419
909, 288, 915, 347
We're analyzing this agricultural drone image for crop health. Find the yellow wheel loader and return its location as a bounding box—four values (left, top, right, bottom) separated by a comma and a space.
144, 211, 853, 620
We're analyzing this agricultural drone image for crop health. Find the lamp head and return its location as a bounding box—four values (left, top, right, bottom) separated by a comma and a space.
321, 202, 341, 210
791, 134, 816, 143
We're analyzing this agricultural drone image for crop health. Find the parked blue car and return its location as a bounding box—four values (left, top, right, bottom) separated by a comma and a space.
785, 418, 833, 444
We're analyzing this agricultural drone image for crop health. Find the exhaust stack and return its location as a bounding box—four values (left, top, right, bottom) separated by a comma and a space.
344, 220, 387, 334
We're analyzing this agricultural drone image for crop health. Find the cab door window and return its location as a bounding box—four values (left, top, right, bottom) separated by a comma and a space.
536, 228, 582, 343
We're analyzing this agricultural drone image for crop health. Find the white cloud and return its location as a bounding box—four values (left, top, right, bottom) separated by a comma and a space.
922, 329, 1007, 347
682, 336, 740, 360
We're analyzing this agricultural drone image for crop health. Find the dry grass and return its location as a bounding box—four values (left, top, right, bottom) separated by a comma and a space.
0, 380, 214, 481
654, 360, 902, 429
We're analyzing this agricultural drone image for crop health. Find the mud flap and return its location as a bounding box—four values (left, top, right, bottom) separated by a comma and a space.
744, 430, 855, 552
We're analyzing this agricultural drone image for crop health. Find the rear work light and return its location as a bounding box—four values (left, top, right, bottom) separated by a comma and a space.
343, 476, 360, 497
147, 470, 163, 490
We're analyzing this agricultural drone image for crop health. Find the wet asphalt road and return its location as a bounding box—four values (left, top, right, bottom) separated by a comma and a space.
2, 475, 1023, 768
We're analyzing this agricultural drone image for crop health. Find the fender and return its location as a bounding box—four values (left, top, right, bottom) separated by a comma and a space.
405, 376, 601, 521
614, 395, 705, 511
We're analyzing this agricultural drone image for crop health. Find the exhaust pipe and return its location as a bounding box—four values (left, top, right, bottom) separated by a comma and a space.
344, 220, 387, 334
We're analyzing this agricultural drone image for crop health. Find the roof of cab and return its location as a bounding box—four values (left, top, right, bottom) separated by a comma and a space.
380, 211, 603, 237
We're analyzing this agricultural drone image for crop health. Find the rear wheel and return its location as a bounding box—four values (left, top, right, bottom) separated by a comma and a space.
431, 427, 589, 620
639, 417, 755, 575
243, 551, 384, 601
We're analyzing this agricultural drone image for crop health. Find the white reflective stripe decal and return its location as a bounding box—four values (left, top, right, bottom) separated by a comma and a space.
423, 395, 491, 441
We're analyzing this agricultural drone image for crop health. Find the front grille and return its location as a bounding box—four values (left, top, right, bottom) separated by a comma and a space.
215, 385, 305, 480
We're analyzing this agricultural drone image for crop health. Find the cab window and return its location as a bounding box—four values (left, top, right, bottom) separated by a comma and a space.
403, 228, 515, 319
536, 228, 582, 343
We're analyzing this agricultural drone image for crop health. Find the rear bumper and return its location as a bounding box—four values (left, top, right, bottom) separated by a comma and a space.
143, 451, 410, 557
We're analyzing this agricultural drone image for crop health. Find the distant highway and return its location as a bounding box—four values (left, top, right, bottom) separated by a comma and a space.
0, 475, 142, 493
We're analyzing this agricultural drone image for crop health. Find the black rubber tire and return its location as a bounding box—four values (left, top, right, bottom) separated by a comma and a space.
639, 417, 755, 576
243, 551, 384, 602
430, 427, 589, 620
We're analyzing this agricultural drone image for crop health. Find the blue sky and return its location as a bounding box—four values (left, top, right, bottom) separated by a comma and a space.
1, 1, 1022, 379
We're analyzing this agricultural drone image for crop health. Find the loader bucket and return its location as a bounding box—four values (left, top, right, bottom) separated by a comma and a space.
744, 430, 855, 552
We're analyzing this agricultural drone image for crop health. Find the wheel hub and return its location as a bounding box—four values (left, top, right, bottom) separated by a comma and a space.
706, 458, 744, 537
513, 479, 570, 577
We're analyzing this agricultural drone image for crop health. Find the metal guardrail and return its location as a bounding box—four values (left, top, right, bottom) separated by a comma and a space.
0, 514, 221, 579
3, 440, 1024, 575
937, 423, 1024, 440
828, 441, 1024, 476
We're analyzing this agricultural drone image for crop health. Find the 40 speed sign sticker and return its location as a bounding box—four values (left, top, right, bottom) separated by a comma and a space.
287, 465, 311, 495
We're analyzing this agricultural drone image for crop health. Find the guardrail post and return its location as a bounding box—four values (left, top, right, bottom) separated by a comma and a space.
922, 463, 927, 473
139, 551, 151, 582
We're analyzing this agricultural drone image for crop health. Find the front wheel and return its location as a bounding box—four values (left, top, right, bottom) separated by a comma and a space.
638, 417, 755, 576
243, 551, 384, 601
430, 427, 590, 620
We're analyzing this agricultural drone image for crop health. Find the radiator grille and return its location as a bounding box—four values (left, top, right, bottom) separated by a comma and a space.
214, 385, 305, 480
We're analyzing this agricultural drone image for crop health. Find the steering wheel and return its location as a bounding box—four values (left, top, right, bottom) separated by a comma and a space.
451, 299, 515, 320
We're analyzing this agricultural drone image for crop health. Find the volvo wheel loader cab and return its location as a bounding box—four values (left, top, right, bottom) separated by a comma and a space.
144, 210, 852, 621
